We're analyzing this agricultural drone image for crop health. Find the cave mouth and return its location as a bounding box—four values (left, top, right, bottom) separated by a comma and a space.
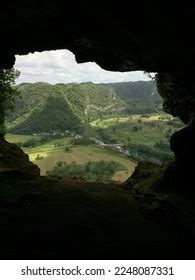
4, 49, 184, 183
1, 3, 195, 260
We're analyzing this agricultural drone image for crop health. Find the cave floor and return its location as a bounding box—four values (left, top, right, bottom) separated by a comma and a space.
0, 170, 195, 259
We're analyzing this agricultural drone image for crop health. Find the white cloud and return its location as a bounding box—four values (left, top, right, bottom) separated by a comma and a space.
15, 49, 153, 84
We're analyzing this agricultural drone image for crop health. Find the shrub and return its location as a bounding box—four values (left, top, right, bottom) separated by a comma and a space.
35, 154, 43, 160
64, 147, 72, 153
22, 138, 40, 148
46, 160, 127, 181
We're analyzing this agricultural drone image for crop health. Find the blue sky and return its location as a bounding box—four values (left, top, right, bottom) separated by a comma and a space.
15, 49, 153, 84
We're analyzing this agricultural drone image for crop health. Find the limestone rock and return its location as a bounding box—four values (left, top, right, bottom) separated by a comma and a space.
0, 138, 40, 176
122, 162, 167, 194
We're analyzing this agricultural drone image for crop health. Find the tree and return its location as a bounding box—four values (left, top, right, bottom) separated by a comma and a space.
0, 68, 20, 138
131, 126, 139, 132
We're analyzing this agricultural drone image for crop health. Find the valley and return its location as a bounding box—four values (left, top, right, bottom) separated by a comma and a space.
5, 81, 184, 182
5, 133, 136, 181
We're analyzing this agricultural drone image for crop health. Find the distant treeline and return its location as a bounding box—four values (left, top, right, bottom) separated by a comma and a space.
46, 160, 127, 181
125, 142, 174, 164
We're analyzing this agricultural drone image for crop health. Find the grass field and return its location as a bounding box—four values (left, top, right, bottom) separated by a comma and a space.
5, 133, 39, 143
28, 145, 136, 181
26, 137, 72, 152
90, 113, 172, 128
91, 114, 180, 147
5, 133, 137, 181
5, 113, 183, 182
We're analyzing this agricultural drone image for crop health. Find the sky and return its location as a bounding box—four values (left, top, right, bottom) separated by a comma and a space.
15, 49, 153, 84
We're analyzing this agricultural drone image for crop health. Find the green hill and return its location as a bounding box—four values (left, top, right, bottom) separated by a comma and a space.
56, 82, 127, 120
6, 81, 162, 134
104, 81, 162, 114
6, 82, 127, 134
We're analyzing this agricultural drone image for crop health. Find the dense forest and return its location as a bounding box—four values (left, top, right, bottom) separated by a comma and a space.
103, 80, 161, 114
6, 81, 161, 134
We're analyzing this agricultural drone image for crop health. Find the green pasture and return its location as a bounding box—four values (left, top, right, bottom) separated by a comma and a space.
28, 145, 136, 181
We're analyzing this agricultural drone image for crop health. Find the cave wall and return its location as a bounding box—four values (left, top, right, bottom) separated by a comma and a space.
1, 1, 195, 188
156, 73, 195, 124
1, 3, 195, 118
1, 2, 195, 74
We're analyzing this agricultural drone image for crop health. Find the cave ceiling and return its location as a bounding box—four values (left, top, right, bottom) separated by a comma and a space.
0, 1, 195, 75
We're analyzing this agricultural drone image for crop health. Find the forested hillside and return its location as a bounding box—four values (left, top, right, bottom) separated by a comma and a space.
6, 81, 162, 134
56, 83, 126, 120
105, 81, 162, 114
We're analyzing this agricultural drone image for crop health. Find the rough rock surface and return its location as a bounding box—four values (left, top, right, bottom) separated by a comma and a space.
0, 171, 194, 259
160, 123, 195, 191
121, 161, 183, 238
0, 138, 40, 176
0, 2, 195, 74
122, 162, 167, 194
1, 1, 195, 259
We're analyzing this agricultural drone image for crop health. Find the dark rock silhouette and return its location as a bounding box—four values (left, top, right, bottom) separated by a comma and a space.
122, 162, 167, 194
1, 3, 195, 75
160, 123, 195, 191
0, 138, 40, 176
1, 2, 195, 259
0, 170, 194, 260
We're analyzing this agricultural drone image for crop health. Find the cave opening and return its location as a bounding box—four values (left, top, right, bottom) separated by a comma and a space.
2, 49, 184, 183
1, 2, 195, 260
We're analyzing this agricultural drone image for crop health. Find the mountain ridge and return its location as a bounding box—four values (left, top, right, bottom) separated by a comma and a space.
6, 81, 161, 134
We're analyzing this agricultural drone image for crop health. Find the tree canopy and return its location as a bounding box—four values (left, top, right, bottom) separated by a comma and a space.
0, 68, 20, 137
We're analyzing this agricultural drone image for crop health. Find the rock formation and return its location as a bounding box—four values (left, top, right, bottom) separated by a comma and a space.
0, 3, 195, 190
0, 138, 40, 176
0, 2, 195, 259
